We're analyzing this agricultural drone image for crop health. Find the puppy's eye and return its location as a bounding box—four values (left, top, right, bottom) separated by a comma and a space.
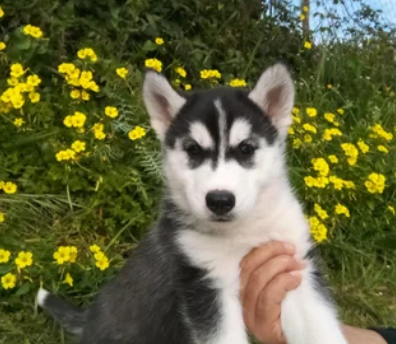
185, 142, 203, 158
238, 141, 256, 156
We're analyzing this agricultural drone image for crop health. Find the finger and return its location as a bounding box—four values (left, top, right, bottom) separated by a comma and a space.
242, 256, 303, 330
255, 271, 302, 336
240, 241, 295, 294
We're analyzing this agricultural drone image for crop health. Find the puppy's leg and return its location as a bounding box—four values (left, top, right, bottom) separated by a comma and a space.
281, 263, 348, 344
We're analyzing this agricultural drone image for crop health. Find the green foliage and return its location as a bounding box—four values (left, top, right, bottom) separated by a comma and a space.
0, 0, 396, 343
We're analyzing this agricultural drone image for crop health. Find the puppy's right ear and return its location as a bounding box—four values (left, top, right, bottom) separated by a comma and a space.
143, 72, 186, 141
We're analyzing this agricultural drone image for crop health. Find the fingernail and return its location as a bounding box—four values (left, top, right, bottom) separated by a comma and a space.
282, 242, 294, 252
290, 270, 302, 277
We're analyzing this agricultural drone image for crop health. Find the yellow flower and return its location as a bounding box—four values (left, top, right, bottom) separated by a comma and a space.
63, 116, 74, 128
337, 108, 345, 115
341, 143, 359, 166
304, 176, 315, 187
53, 246, 71, 265
388, 206, 395, 216
200, 69, 222, 79
155, 37, 164, 45
365, 173, 386, 194
3, 182, 17, 194
62, 273, 73, 287
13, 118, 25, 127
377, 145, 389, 154
292, 107, 300, 115
184, 84, 192, 91
303, 123, 317, 133
89, 244, 101, 253
309, 216, 327, 243
128, 126, 147, 140
0, 212, 4, 223
77, 48, 98, 62
300, 14, 305, 20
81, 90, 90, 101
71, 112, 87, 128
70, 89, 80, 99
229, 78, 247, 87
96, 255, 110, 271
0, 249, 11, 263
69, 246, 78, 263
58, 63, 76, 74
92, 123, 104, 132
116, 67, 128, 79
29, 91, 40, 103
306, 107, 317, 117
7, 77, 18, 86
0, 42, 6, 50
304, 134, 312, 143
371, 124, 393, 141
314, 204, 328, 220
175, 67, 187, 78
329, 176, 344, 190
105, 106, 118, 118
55, 150, 68, 162
88, 81, 99, 92
328, 155, 338, 164
357, 140, 369, 153
293, 138, 302, 149
95, 130, 106, 140
304, 41, 312, 50
1, 273, 17, 290
327, 84, 333, 89
322, 128, 342, 141
303, 6, 309, 12
27, 75, 41, 87
77, 49, 87, 59
145, 58, 162, 73
311, 224, 327, 243
288, 127, 295, 135
312, 158, 330, 177
23, 25, 43, 38
324, 113, 335, 123
71, 140, 86, 153
15, 251, 33, 269
0, 6, 4, 18
335, 204, 350, 218
10, 63, 25, 78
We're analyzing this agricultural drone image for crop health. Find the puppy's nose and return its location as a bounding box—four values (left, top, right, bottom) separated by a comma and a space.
206, 191, 235, 215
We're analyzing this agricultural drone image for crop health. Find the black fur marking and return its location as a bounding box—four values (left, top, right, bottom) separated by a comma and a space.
305, 246, 333, 303
165, 87, 278, 169
74, 200, 220, 344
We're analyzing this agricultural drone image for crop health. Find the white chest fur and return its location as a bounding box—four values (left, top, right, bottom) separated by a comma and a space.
176, 190, 312, 344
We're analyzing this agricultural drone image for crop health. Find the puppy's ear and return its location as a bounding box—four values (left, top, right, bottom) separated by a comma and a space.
249, 64, 295, 138
143, 72, 186, 141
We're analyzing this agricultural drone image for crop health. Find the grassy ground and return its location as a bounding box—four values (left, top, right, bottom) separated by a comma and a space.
1, 257, 396, 344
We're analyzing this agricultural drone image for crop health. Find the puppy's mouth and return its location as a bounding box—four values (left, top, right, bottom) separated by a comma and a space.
210, 215, 234, 223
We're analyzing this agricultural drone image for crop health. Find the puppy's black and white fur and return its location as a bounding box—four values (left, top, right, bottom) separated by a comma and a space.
38, 64, 348, 344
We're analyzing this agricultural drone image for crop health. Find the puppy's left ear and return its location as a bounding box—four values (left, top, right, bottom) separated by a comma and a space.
249, 64, 295, 138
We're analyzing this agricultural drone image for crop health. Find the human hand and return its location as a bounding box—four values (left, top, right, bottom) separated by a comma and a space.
240, 241, 306, 344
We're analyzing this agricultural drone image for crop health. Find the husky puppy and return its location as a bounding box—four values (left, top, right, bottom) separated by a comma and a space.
38, 64, 347, 344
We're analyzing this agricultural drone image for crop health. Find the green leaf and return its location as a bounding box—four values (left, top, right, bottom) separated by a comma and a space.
142, 40, 157, 52
15, 282, 31, 296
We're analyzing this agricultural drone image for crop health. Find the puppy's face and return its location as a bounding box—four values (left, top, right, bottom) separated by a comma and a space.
143, 65, 295, 226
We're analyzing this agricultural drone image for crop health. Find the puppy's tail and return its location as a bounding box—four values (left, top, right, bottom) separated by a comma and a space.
37, 288, 86, 336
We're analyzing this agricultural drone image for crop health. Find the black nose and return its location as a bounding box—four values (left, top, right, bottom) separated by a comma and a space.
206, 191, 235, 215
